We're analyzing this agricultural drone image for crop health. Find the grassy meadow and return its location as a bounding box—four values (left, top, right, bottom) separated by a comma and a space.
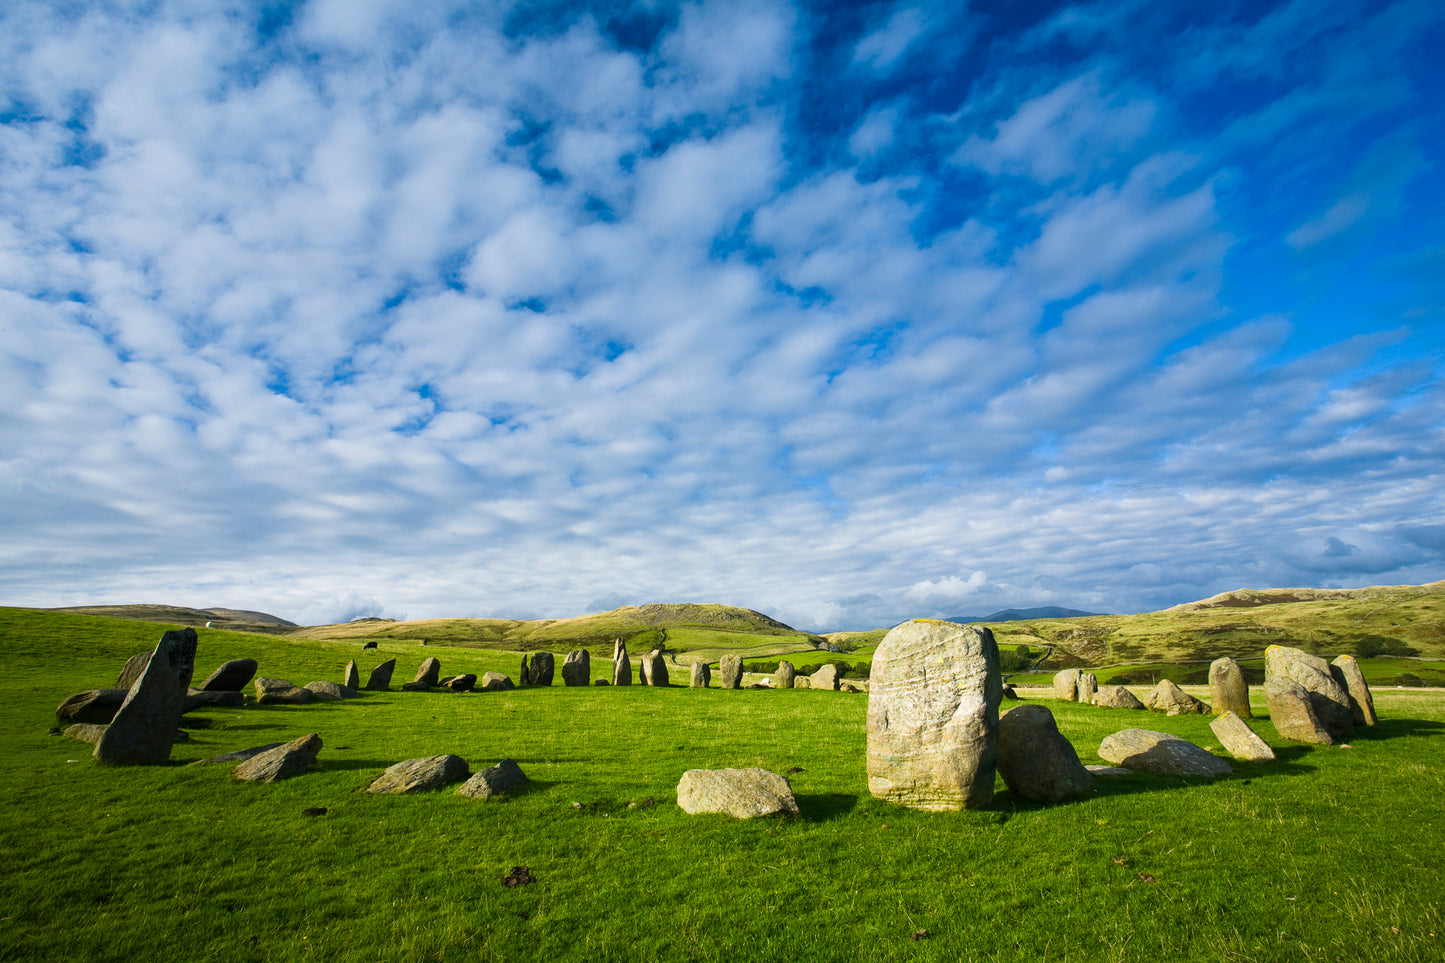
2, 606, 1444, 962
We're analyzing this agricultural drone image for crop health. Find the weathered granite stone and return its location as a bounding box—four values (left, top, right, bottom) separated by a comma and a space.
412, 658, 441, 688
456, 759, 529, 799
234, 733, 323, 783
63, 723, 109, 745
442, 673, 476, 691
612, 638, 632, 687
718, 654, 743, 690
197, 659, 258, 692
793, 676, 810, 689
365, 659, 396, 692
1092, 685, 1146, 710
367, 754, 470, 794
1209, 657, 1251, 717
866, 619, 1002, 811
1265, 645, 1353, 741
774, 661, 796, 689
190, 742, 285, 765
1210, 711, 1276, 762
1098, 729, 1231, 778
260, 677, 318, 705
1053, 668, 1081, 701
690, 661, 711, 688
94, 629, 194, 765
641, 650, 669, 687
561, 650, 590, 686
182, 689, 245, 712
481, 672, 515, 692
56, 689, 128, 724
1330, 655, 1377, 726
528, 651, 555, 686
1144, 679, 1210, 716
116, 652, 150, 690
996, 704, 1093, 803
1076, 672, 1098, 704
810, 663, 840, 692
343, 659, 360, 689
1264, 679, 1334, 744
303, 680, 348, 701
1086, 765, 1135, 777
676, 768, 799, 818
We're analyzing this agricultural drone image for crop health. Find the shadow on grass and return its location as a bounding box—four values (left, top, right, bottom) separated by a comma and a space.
794, 792, 860, 820
1352, 717, 1444, 740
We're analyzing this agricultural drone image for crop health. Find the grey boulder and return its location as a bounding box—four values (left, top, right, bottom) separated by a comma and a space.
676, 768, 799, 818
365, 659, 397, 692
254, 677, 316, 705
561, 650, 590, 686
1265, 645, 1353, 741
234, 733, 323, 783
456, 759, 530, 799
997, 704, 1092, 802
368, 754, 470, 794
196, 659, 258, 692
690, 661, 711, 688
1098, 728, 1231, 778
1144, 679, 1210, 716
1209, 657, 1252, 717
1330, 655, 1377, 726
718, 654, 743, 689
1092, 685, 1146, 710
56, 689, 128, 724
1210, 711, 1276, 762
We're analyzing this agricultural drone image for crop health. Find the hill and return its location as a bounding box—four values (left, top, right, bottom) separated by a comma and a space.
945, 605, 1102, 623
48, 603, 298, 635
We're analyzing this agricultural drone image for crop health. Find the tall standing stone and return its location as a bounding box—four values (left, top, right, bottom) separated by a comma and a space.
344, 659, 360, 690
1209, 657, 1252, 717
1265, 645, 1353, 741
641, 650, 668, 687
561, 650, 590, 686
1053, 668, 1081, 701
366, 659, 396, 692
866, 619, 1002, 811
718, 654, 743, 690
528, 651, 555, 686
1330, 655, 1377, 726
811, 663, 840, 691
774, 661, 796, 689
612, 638, 632, 686
412, 657, 442, 688
94, 629, 194, 765
519, 655, 531, 685
1265, 679, 1334, 744
1076, 672, 1098, 704
997, 704, 1093, 802
690, 661, 711, 688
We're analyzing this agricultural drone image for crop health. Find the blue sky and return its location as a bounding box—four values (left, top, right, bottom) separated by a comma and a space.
1, 0, 1442, 630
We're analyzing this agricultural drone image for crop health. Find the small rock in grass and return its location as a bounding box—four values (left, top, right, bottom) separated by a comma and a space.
233, 733, 323, 783
690, 661, 711, 688
501, 866, 535, 887
480, 672, 515, 692
1143, 679, 1210, 716
1093, 685, 1146, 710
1098, 729, 1231, 778
810, 663, 840, 691
368, 754, 470, 794
412, 657, 442, 688
255, 677, 316, 705
456, 759, 530, 800
303, 680, 349, 701
677, 768, 799, 818
1053, 668, 1081, 701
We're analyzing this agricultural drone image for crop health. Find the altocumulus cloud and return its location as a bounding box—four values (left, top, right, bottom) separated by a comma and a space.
1, 0, 1442, 631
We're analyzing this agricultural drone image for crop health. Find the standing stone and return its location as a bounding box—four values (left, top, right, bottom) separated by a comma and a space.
997, 704, 1093, 803
1092, 685, 1146, 710
365, 659, 396, 692
233, 733, 323, 783
456, 759, 530, 799
774, 661, 796, 689
612, 638, 633, 687
116, 652, 150, 690
1098, 729, 1232, 777
1076, 672, 1098, 704
1330, 655, 1377, 726
528, 651, 555, 686
1265, 679, 1335, 745
561, 650, 591, 686
793, 676, 810, 689
1209, 658, 1252, 717
1209, 711, 1276, 762
676, 768, 799, 818
344, 659, 360, 690
718, 654, 743, 690
1143, 679, 1210, 715
641, 650, 669, 687
197, 659, 258, 692
94, 629, 194, 765
412, 657, 441, 688
1265, 645, 1353, 740
367, 754, 470, 794
690, 661, 711, 688
810, 663, 840, 691
1053, 669, 1082, 701
866, 619, 1002, 811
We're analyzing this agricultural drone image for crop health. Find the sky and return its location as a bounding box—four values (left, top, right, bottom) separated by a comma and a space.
2, 0, 1443, 632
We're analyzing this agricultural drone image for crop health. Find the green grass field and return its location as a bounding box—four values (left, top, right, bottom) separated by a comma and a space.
2, 607, 1443, 961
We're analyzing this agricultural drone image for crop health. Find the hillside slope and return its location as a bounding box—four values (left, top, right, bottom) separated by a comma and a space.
48, 604, 298, 635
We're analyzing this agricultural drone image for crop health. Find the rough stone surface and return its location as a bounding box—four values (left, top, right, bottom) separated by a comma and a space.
1092, 685, 1146, 710
810, 663, 840, 691
718, 654, 743, 690
1098, 729, 1232, 778
996, 704, 1093, 802
481, 672, 515, 692
303, 680, 349, 701
690, 661, 711, 688
365, 659, 396, 692
1144, 679, 1210, 716
561, 650, 590, 686
197, 659, 258, 692
1209, 658, 1252, 717
442, 673, 476, 691
1075, 672, 1098, 704
95, 629, 194, 765
191, 743, 285, 765
1265, 645, 1353, 741
529, 651, 555, 686
612, 638, 632, 686
63, 723, 109, 744
412, 658, 442, 688
1210, 711, 1276, 762
1330, 655, 1377, 726
1264, 679, 1334, 744
793, 676, 810, 689
456, 759, 530, 799
56, 689, 128, 724
1086, 765, 1135, 777
234, 733, 323, 783
866, 619, 1002, 811
641, 650, 669, 687
1053, 668, 1081, 701
367, 754, 470, 794
344, 660, 360, 689
116, 652, 150, 690
182, 689, 245, 712
255, 677, 317, 705
774, 661, 796, 689
676, 768, 799, 818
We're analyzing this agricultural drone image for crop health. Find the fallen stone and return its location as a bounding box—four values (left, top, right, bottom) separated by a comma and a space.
810, 663, 840, 692
190, 742, 286, 765
116, 652, 150, 690
1330, 655, 1377, 726
612, 638, 632, 686
690, 661, 711, 688
1265, 645, 1353, 741
95, 629, 195, 766
412, 658, 442, 688
866, 619, 1001, 811
1093, 685, 1146, 710
1098, 729, 1232, 778
1264, 679, 1334, 745
561, 650, 590, 686
1210, 711, 1276, 762
182, 690, 245, 712
367, 754, 470, 794
365, 659, 396, 692
303, 681, 349, 701
1076, 672, 1098, 704
254, 677, 316, 705
196, 659, 258, 692
442, 673, 476, 691
1085, 765, 1134, 777
997, 704, 1093, 803
676, 768, 799, 818
718, 654, 743, 690
1144, 679, 1210, 716
56, 689, 128, 724
234, 733, 323, 783
63, 723, 109, 745
456, 759, 530, 799
344, 659, 360, 689
1209, 657, 1252, 717
481, 672, 515, 692
1053, 668, 1081, 701
641, 650, 669, 687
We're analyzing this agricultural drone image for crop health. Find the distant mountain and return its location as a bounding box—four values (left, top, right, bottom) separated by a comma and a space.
945, 606, 1103, 624
49, 603, 298, 633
